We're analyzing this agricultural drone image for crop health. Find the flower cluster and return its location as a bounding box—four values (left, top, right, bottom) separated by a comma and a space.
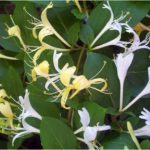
0, 0, 149, 149
44, 51, 107, 109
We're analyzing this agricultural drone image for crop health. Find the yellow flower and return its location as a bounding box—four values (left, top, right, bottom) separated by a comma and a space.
45, 51, 108, 109
60, 63, 76, 87
0, 100, 14, 128
31, 60, 49, 81
6, 15, 26, 50
0, 89, 8, 99
70, 75, 107, 99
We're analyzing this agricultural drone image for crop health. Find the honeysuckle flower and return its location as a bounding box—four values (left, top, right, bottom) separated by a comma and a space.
45, 50, 76, 91
70, 75, 108, 99
0, 89, 8, 99
123, 24, 150, 55
45, 51, 108, 109
18, 89, 42, 121
31, 60, 50, 81
12, 90, 42, 144
0, 101, 14, 128
139, 108, 150, 125
90, 1, 129, 50
0, 88, 14, 128
74, 107, 111, 149
26, 2, 71, 48
134, 108, 150, 137
114, 53, 134, 111
121, 67, 150, 112
26, 3, 70, 66
0, 53, 18, 60
31, 26, 70, 65
5, 16, 26, 50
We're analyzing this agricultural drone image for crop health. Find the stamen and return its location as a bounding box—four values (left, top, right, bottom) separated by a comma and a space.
90, 61, 107, 80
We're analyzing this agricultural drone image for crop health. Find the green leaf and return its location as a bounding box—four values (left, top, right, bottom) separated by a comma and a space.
88, 2, 109, 36
28, 84, 60, 118
71, 9, 86, 20
79, 24, 94, 45
83, 102, 106, 125
84, 52, 119, 109
124, 50, 150, 106
67, 22, 80, 45
101, 132, 136, 149
141, 140, 150, 149
2, 67, 24, 99
0, 60, 9, 81
40, 117, 77, 149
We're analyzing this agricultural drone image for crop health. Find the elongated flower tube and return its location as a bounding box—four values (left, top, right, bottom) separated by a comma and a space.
74, 107, 111, 149
90, 1, 129, 50
134, 108, 150, 137
123, 24, 150, 55
12, 90, 42, 145
0, 53, 18, 60
121, 67, 150, 112
114, 53, 134, 111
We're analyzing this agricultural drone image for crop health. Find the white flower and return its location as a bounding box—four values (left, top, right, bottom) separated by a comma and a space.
124, 24, 150, 54
134, 125, 150, 137
121, 67, 150, 112
134, 108, 150, 137
74, 107, 111, 149
90, 1, 129, 50
18, 89, 42, 120
139, 108, 150, 125
114, 53, 134, 111
12, 90, 42, 145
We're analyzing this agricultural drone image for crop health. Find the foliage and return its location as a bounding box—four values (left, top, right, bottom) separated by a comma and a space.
0, 0, 150, 149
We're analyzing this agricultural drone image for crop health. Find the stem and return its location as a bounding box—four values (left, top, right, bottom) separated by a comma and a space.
68, 47, 85, 126
76, 47, 85, 74
0, 53, 18, 60
74, 0, 82, 13
83, 0, 89, 17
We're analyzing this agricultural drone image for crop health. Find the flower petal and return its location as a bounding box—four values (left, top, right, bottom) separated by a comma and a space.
78, 107, 90, 128
84, 126, 98, 142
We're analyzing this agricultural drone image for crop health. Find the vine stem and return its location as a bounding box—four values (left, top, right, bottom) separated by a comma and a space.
68, 47, 85, 127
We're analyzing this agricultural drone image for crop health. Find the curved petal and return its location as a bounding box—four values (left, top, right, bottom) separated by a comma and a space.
53, 51, 62, 72
45, 76, 59, 90
78, 107, 90, 128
